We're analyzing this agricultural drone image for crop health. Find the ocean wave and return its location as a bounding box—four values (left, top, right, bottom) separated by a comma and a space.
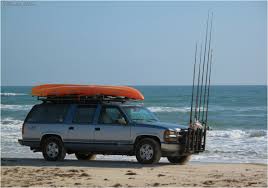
0, 117, 266, 164
208, 129, 267, 139
209, 106, 266, 112
1, 93, 27, 96
203, 129, 267, 164
1, 117, 23, 125
230, 114, 266, 117
148, 106, 191, 113
147, 105, 266, 113
248, 130, 267, 137
1, 118, 23, 132
0, 104, 32, 111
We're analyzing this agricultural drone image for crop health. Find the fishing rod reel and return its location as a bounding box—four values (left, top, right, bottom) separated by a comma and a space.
189, 119, 203, 129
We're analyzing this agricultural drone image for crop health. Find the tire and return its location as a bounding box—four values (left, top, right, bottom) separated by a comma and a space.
167, 155, 191, 165
42, 136, 66, 161
135, 138, 161, 164
75, 153, 96, 160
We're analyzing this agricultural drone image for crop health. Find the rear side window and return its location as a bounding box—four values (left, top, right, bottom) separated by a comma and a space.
26, 104, 69, 123
72, 105, 96, 124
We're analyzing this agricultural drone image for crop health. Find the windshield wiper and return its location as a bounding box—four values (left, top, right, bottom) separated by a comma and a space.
131, 118, 144, 121
146, 119, 157, 122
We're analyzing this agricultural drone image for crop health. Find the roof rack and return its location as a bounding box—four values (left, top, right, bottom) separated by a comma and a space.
36, 95, 136, 104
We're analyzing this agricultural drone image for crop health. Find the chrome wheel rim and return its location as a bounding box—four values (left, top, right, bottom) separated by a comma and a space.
140, 144, 154, 160
46, 142, 59, 158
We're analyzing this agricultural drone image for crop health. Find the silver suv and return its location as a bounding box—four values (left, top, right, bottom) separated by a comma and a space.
19, 99, 205, 164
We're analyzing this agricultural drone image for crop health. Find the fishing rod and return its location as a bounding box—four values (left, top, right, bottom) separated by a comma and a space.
202, 49, 213, 150
194, 43, 202, 122
198, 12, 210, 122
205, 49, 213, 125
202, 12, 213, 123
189, 43, 198, 126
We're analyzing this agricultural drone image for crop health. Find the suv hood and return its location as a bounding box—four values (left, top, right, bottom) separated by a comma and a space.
137, 121, 188, 130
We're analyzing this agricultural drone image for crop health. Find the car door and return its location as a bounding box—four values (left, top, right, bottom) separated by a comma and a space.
94, 105, 132, 151
65, 105, 96, 150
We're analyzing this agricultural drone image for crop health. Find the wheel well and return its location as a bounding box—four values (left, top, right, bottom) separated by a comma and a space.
134, 135, 161, 147
40, 134, 63, 146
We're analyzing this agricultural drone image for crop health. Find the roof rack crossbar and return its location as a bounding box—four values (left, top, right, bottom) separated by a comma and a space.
36, 95, 137, 103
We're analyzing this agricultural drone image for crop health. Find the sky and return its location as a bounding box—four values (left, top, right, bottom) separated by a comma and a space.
1, 1, 267, 86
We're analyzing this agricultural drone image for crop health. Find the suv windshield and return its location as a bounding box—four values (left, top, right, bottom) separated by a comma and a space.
122, 106, 158, 123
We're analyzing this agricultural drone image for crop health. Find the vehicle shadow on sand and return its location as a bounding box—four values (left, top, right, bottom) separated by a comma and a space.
1, 158, 174, 169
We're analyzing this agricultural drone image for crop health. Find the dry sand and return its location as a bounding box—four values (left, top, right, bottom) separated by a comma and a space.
1, 158, 267, 187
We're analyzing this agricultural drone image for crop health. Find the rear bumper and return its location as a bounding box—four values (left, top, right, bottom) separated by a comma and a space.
18, 139, 24, 145
18, 139, 40, 149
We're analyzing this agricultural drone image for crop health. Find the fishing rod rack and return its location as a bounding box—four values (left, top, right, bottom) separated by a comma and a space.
179, 128, 206, 154
37, 95, 136, 104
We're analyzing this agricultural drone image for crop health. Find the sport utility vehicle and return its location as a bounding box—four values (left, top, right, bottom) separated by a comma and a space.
19, 98, 205, 164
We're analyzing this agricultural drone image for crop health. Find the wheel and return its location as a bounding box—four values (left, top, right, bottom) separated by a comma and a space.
167, 155, 191, 165
75, 153, 96, 160
135, 138, 161, 164
42, 136, 66, 161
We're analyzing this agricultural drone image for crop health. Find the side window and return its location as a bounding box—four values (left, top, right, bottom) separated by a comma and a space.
98, 106, 127, 125
26, 104, 69, 123
72, 105, 96, 124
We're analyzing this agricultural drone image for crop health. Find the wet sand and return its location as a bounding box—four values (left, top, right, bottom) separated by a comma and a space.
1, 158, 267, 187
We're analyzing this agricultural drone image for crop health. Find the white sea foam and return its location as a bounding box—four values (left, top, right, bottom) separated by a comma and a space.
209, 106, 266, 112
147, 105, 265, 114
1, 118, 23, 132
208, 129, 267, 139
0, 116, 266, 164
0, 104, 32, 111
148, 106, 191, 113
191, 129, 268, 164
1, 117, 23, 125
1, 93, 27, 96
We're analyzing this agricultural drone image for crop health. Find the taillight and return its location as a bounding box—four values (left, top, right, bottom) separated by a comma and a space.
22, 123, 25, 135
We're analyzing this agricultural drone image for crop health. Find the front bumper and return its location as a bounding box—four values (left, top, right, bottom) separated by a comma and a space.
162, 128, 206, 156
161, 143, 181, 151
161, 143, 183, 157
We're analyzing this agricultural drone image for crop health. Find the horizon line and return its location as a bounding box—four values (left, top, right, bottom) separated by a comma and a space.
1, 84, 267, 87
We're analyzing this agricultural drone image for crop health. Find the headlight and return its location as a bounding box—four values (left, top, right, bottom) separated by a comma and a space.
164, 130, 178, 142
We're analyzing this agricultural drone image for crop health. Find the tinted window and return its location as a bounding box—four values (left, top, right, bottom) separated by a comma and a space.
99, 106, 127, 125
73, 105, 96, 124
26, 104, 69, 123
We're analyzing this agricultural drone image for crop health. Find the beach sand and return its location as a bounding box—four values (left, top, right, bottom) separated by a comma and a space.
1, 158, 267, 187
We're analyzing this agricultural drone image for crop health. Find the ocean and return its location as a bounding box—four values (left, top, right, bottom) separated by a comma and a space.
1, 86, 267, 164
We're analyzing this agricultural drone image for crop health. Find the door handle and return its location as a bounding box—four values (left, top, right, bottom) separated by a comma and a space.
95, 127, 100, 131
69, 126, 74, 130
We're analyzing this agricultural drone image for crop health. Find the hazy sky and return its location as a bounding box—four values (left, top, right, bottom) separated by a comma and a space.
1, 1, 267, 86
